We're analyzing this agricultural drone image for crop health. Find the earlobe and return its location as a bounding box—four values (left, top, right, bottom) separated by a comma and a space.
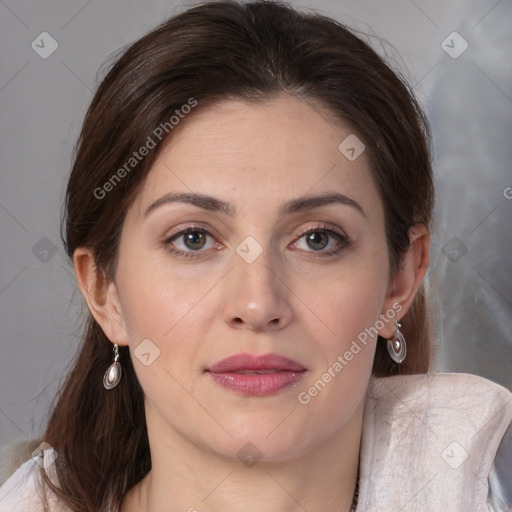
379, 224, 430, 338
73, 247, 130, 346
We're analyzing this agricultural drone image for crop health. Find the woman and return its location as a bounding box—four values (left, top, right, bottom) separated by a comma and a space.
0, 1, 510, 511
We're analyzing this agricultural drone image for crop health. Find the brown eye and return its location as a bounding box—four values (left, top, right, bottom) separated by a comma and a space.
166, 228, 216, 254
292, 227, 348, 256
182, 231, 207, 250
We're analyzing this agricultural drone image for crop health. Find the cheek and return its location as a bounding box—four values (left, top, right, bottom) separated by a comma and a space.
116, 262, 215, 416
297, 254, 389, 352
298, 276, 382, 389
113, 247, 222, 402
116, 247, 214, 342
291, 247, 388, 410
291, 281, 384, 445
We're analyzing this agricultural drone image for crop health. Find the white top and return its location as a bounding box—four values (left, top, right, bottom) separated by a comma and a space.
0, 372, 511, 511
358, 373, 512, 511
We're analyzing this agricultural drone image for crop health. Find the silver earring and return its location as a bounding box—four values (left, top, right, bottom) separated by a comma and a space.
103, 343, 122, 390
387, 320, 406, 364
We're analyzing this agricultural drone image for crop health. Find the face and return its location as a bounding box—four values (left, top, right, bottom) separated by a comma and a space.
111, 95, 396, 461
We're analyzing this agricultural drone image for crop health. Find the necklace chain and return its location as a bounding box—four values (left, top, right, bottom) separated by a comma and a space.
350, 464, 360, 511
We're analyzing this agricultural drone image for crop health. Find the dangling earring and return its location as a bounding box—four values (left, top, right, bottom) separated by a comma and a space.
387, 320, 406, 364
103, 343, 122, 390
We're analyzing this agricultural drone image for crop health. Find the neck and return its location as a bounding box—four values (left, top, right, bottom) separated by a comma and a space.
122, 402, 363, 512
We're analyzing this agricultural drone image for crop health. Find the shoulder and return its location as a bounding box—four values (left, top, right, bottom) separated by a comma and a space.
369, 372, 512, 419
366, 372, 512, 451
0, 447, 70, 512
358, 372, 512, 511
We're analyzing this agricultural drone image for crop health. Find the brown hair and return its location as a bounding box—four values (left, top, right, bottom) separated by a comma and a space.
42, 1, 434, 510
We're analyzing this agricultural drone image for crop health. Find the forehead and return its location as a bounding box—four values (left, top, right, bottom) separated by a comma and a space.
131, 95, 379, 218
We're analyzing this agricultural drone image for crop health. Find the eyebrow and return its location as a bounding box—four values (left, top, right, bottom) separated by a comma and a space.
144, 192, 235, 218
280, 192, 366, 218
143, 191, 365, 218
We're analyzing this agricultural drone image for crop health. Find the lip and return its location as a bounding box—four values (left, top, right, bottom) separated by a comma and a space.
206, 353, 306, 396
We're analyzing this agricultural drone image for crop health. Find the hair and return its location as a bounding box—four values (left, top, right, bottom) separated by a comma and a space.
40, 1, 434, 510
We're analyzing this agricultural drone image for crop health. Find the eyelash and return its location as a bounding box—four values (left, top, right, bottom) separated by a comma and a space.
162, 224, 349, 259
293, 224, 349, 258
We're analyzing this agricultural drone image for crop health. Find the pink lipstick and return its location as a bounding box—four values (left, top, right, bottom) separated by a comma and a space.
206, 353, 306, 396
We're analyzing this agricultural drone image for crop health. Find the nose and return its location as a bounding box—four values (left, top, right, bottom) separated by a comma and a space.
222, 249, 294, 332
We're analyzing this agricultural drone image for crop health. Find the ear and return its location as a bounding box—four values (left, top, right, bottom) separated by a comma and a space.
73, 247, 130, 346
378, 224, 430, 338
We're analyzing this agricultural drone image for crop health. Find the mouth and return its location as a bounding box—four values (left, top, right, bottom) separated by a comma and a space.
206, 353, 306, 396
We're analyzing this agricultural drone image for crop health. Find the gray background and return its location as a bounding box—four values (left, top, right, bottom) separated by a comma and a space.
1, 0, 511, 450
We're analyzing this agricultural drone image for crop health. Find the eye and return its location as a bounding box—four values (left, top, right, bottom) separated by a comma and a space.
292, 226, 348, 254
165, 228, 218, 254
304, 231, 330, 251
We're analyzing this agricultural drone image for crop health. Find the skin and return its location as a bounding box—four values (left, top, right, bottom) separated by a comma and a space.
74, 95, 430, 512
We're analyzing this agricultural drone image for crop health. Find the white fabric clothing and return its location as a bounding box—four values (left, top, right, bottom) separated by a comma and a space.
357, 373, 512, 511
0, 372, 510, 511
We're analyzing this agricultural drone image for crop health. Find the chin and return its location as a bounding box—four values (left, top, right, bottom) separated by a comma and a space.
203, 416, 309, 463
